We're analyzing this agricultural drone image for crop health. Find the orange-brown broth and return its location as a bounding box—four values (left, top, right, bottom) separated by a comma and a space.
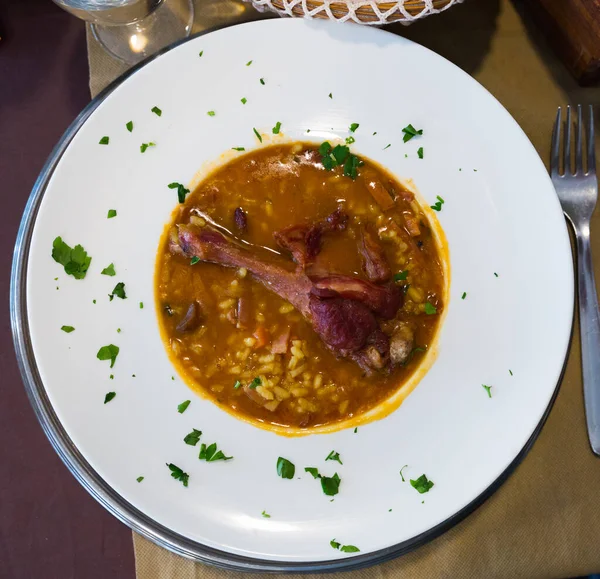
156, 143, 445, 429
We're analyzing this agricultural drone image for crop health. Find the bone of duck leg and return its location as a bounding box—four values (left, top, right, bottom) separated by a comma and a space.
178, 225, 312, 317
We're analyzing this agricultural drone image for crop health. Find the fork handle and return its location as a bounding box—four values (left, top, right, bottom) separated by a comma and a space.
575, 224, 600, 456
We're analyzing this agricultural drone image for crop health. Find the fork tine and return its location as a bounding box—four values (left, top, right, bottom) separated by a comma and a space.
588, 105, 596, 175
576, 104, 584, 175
565, 105, 572, 175
551, 107, 561, 176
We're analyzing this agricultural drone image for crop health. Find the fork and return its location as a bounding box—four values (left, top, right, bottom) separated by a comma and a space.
551, 104, 600, 456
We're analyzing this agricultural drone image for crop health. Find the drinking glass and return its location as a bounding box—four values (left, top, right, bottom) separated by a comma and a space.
53, 0, 194, 65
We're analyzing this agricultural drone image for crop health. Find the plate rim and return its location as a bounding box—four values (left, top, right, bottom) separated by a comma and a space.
10, 19, 573, 573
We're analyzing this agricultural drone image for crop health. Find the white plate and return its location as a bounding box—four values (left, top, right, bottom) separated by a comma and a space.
11, 19, 573, 571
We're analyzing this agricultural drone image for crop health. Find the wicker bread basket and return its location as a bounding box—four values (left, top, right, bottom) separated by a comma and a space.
250, 0, 462, 25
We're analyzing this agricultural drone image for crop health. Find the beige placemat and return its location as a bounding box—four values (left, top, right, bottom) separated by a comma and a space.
88, 1, 600, 577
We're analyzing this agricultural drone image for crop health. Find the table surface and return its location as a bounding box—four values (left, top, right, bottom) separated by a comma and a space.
0, 1, 135, 578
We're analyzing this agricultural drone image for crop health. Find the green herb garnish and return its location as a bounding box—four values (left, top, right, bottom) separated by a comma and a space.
52, 237, 92, 280
330, 539, 340, 550
99, 136, 109, 145
136, 476, 144, 482
394, 270, 409, 282
104, 392, 116, 404
318, 142, 362, 180
424, 302, 437, 315
326, 451, 342, 465
259, 78, 265, 85
417, 147, 424, 159
168, 182, 190, 204
272, 121, 281, 134
253, 128, 262, 143
402, 124, 423, 143
249, 377, 261, 389
207, 110, 215, 117
107, 209, 117, 218
199, 442, 232, 462
190, 256, 200, 265
305, 467, 320, 479
246, 60, 252, 66
261, 510, 271, 518
233, 380, 242, 389
97, 344, 119, 368
349, 123, 359, 133
184, 429, 202, 446
461, 292, 467, 299
126, 121, 133, 132
276, 457, 295, 479
494, 272, 499, 277
321, 473, 341, 496
232, 147, 245, 151
108, 282, 126, 301
151, 106, 162, 117
410, 474, 434, 494
101, 263, 116, 276
430, 195, 445, 211
140, 142, 155, 153
353, 427, 358, 433
167, 463, 189, 487
383, 144, 391, 150
345, 136, 355, 145
399, 464, 408, 482
178, 400, 191, 413
328, 93, 332, 99
482, 384, 492, 398
509, 369, 513, 376
241, 97, 247, 104
61, 325, 75, 333
199, 50, 203, 57
330, 540, 359, 553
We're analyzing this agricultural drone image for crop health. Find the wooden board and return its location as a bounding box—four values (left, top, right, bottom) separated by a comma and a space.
523, 0, 600, 85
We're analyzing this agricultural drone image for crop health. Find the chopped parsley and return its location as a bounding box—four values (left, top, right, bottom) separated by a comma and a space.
199, 442, 232, 462
246, 60, 252, 66
140, 142, 155, 153
107, 209, 117, 218
253, 128, 263, 143
108, 282, 126, 301
494, 272, 499, 277
330, 540, 359, 553
318, 142, 363, 179
241, 97, 247, 104
233, 380, 242, 389
349, 123, 359, 133
190, 256, 200, 265
328, 92, 332, 99
399, 464, 408, 482
99, 136, 109, 145
151, 106, 162, 117
372, 131, 377, 135
249, 377, 261, 389
272, 121, 282, 134
461, 292, 467, 299
482, 384, 492, 398
394, 270, 409, 282
410, 474, 434, 494
136, 476, 144, 482
402, 124, 423, 143
304, 467, 340, 495
52, 237, 91, 280
168, 182, 190, 204
259, 78, 265, 85
326, 451, 343, 465
167, 463, 189, 487
207, 110, 215, 117
383, 144, 391, 150
126, 121, 133, 132
353, 427, 358, 433
177, 400, 191, 413
61, 325, 75, 333
232, 147, 245, 151
417, 147, 424, 159
345, 136, 355, 145
97, 344, 119, 368
104, 392, 116, 403
424, 302, 437, 315
509, 369, 513, 376
276, 457, 295, 479
139, 302, 144, 309
402, 346, 426, 366
430, 195, 445, 211
261, 510, 271, 518
101, 263, 116, 276
199, 50, 203, 57
183, 428, 202, 446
